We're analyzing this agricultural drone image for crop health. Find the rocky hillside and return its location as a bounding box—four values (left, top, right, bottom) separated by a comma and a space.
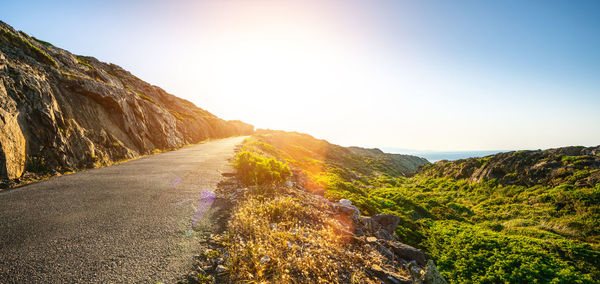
420, 146, 600, 187
0, 21, 253, 182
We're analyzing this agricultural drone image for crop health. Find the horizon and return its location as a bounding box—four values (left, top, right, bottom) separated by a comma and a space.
2, 0, 599, 151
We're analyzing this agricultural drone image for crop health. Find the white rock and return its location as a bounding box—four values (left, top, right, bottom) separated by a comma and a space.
260, 255, 271, 264
215, 265, 227, 273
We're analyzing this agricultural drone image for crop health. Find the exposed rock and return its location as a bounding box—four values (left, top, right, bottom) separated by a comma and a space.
215, 265, 227, 273
259, 255, 271, 264
355, 214, 400, 241
0, 21, 253, 181
335, 199, 360, 217
423, 260, 447, 284
390, 242, 428, 266
372, 214, 401, 235
0, 108, 26, 179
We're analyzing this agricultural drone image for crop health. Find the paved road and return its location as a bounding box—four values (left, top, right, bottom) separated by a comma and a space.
0, 136, 247, 283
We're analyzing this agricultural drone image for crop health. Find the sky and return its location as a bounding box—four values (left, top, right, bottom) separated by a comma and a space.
1, 0, 599, 151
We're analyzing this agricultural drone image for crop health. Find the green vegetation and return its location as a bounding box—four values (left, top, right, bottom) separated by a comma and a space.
0, 28, 58, 68
76, 56, 94, 69
134, 91, 156, 104
31, 36, 54, 47
241, 131, 600, 283
233, 151, 291, 185
168, 109, 197, 121
425, 221, 597, 283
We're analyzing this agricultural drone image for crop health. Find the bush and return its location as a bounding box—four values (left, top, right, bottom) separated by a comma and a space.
233, 151, 291, 185
424, 221, 598, 283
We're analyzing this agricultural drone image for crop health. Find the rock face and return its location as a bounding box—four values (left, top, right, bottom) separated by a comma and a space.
0, 21, 253, 180
420, 146, 600, 187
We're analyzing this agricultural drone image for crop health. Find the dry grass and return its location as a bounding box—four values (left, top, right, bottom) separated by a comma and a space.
224, 185, 406, 283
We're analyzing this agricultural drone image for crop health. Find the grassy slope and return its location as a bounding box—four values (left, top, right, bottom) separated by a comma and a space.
216, 149, 411, 283
241, 130, 600, 283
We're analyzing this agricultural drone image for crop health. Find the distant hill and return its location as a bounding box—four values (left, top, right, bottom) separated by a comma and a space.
420, 146, 600, 187
0, 21, 252, 182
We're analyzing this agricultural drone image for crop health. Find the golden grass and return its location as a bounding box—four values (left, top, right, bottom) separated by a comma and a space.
224, 185, 407, 283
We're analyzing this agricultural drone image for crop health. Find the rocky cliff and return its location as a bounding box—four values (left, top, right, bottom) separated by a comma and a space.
420, 146, 600, 187
0, 21, 253, 181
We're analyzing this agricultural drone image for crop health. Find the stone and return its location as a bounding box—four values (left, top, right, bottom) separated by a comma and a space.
259, 255, 271, 264
339, 199, 353, 207
215, 265, 227, 273
372, 214, 401, 235
423, 260, 447, 284
390, 241, 428, 266
337, 199, 360, 217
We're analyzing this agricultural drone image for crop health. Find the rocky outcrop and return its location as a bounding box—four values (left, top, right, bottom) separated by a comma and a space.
334, 199, 446, 283
420, 146, 600, 187
0, 21, 253, 181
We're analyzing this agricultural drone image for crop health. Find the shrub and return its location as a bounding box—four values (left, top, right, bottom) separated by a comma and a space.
233, 151, 291, 185
424, 221, 598, 283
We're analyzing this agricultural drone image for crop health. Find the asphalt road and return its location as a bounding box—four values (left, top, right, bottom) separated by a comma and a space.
0, 136, 247, 283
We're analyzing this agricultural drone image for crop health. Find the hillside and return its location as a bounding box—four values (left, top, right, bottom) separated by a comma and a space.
421, 146, 600, 187
0, 21, 252, 183
192, 130, 442, 283
215, 131, 599, 283
244, 130, 428, 193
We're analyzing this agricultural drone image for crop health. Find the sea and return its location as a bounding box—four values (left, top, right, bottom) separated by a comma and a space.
380, 148, 510, 163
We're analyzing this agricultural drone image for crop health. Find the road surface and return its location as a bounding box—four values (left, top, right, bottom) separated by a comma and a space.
0, 136, 247, 283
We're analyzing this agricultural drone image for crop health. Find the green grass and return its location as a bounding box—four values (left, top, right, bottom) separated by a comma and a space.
76, 56, 94, 69
135, 92, 156, 104
31, 36, 54, 47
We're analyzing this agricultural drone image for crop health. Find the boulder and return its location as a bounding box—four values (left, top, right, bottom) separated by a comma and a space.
390, 241, 427, 266
372, 214, 401, 234
423, 260, 447, 284
336, 199, 360, 217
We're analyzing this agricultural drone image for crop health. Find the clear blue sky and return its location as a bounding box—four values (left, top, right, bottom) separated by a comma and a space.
2, 0, 599, 150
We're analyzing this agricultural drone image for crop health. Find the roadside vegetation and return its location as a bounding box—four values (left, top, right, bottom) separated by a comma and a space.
237, 130, 599, 283
222, 147, 405, 282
